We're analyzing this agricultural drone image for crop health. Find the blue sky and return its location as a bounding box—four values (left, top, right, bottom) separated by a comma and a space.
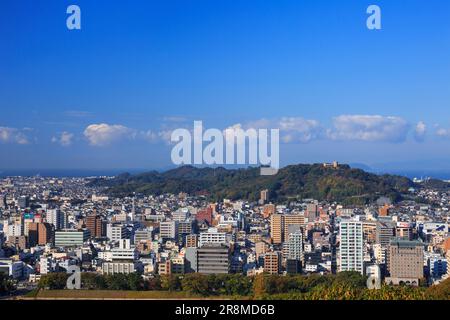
1, 0, 450, 171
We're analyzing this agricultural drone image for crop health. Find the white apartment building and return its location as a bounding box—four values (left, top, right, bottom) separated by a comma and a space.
107, 223, 129, 242
39, 257, 52, 275
288, 230, 304, 261
160, 221, 178, 239
339, 220, 364, 274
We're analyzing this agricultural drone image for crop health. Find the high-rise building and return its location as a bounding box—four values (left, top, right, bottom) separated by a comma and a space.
85, 213, 105, 239
386, 240, 424, 286
270, 214, 283, 244
28, 223, 38, 247
283, 215, 305, 241
376, 221, 395, 247
287, 230, 304, 262
339, 220, 364, 274
28, 222, 53, 246
270, 214, 305, 244
197, 244, 230, 274
46, 209, 67, 230
264, 252, 281, 275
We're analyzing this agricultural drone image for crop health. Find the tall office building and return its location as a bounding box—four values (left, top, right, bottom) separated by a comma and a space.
38, 223, 53, 245
28, 222, 53, 246
386, 239, 424, 286
270, 214, 283, 244
339, 220, 364, 274
86, 213, 105, 239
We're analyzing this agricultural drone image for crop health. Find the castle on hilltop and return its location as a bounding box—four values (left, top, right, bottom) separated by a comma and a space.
323, 161, 339, 169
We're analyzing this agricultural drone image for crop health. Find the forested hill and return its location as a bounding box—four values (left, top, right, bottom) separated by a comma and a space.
88, 164, 415, 205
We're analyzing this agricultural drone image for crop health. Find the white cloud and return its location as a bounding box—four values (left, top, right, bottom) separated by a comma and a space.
52, 131, 74, 147
436, 128, 450, 138
84, 123, 134, 146
414, 121, 426, 142
140, 129, 175, 145
327, 115, 409, 143
0, 127, 30, 145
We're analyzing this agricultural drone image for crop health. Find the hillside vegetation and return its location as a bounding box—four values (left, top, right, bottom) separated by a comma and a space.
89, 164, 414, 205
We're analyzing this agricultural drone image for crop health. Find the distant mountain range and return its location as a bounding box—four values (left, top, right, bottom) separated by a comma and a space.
89, 164, 417, 205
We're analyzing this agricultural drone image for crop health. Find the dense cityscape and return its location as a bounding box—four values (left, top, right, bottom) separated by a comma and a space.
1, 163, 449, 299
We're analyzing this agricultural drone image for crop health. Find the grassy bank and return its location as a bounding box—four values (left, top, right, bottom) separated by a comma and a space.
24, 289, 248, 300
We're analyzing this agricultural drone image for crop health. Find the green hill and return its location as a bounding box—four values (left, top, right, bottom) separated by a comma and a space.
89, 164, 415, 205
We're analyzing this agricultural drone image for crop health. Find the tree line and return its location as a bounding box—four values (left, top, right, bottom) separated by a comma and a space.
36, 271, 450, 300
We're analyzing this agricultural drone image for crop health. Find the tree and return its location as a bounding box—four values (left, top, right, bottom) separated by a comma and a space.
127, 273, 145, 291
161, 275, 181, 291
253, 274, 266, 298
181, 274, 210, 296
0, 273, 15, 294
38, 273, 69, 290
